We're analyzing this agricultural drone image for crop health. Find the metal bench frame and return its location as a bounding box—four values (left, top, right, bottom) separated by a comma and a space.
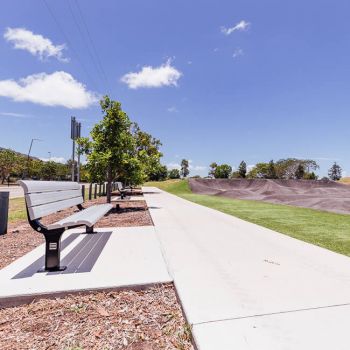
25, 203, 93, 272
20, 181, 111, 272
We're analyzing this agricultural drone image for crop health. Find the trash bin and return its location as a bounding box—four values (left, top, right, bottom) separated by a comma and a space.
0, 192, 9, 235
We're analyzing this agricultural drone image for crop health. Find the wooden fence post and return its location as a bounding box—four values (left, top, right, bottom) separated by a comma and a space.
81, 185, 85, 201
88, 183, 92, 200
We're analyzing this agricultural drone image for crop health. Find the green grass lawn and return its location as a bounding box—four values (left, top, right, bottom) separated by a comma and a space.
8, 197, 27, 223
145, 179, 350, 257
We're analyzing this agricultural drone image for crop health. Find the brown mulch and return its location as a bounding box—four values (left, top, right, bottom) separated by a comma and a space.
0, 196, 153, 270
0, 284, 193, 350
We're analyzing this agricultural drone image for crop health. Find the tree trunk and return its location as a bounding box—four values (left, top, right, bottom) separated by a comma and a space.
106, 167, 112, 203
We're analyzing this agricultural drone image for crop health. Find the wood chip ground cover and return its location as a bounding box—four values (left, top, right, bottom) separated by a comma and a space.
0, 284, 193, 350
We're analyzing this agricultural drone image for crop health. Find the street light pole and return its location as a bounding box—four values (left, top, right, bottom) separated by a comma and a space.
25, 138, 41, 179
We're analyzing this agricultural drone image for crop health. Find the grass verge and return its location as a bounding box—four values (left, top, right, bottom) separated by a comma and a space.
146, 179, 350, 257
8, 197, 26, 222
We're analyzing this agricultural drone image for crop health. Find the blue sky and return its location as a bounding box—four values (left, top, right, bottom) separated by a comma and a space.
0, 0, 350, 177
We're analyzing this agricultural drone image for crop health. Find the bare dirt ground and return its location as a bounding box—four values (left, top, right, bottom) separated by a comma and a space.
189, 178, 350, 214
0, 284, 193, 350
1, 196, 152, 270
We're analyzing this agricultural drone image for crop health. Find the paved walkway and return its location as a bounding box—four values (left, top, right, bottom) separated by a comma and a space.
0, 185, 23, 198
144, 187, 350, 350
0, 226, 171, 306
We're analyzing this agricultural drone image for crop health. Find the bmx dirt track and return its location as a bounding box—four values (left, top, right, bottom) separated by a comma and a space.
189, 178, 350, 214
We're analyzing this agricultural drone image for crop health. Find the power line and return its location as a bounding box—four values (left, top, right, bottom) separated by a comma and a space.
74, 0, 112, 95
67, 0, 105, 92
42, 0, 100, 92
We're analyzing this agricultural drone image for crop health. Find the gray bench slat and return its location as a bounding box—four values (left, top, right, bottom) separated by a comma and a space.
18, 180, 80, 194
27, 196, 83, 220
47, 204, 112, 229
25, 189, 82, 207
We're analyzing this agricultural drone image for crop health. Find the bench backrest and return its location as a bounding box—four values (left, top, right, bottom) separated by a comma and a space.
18, 180, 83, 220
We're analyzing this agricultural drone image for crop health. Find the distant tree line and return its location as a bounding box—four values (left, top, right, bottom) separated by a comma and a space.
207, 158, 343, 181
0, 148, 87, 184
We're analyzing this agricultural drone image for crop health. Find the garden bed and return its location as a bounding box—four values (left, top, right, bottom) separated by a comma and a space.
0, 284, 193, 350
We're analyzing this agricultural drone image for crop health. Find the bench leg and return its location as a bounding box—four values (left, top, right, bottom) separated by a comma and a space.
85, 225, 97, 234
39, 231, 66, 272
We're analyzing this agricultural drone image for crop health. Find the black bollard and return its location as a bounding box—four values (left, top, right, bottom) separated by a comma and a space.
0, 192, 9, 235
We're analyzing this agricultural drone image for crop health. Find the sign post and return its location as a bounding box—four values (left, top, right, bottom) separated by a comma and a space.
70, 117, 81, 182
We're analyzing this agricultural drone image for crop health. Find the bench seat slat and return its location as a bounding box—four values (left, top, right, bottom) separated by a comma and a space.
47, 204, 113, 229
28, 196, 83, 220
18, 180, 80, 193
25, 189, 82, 207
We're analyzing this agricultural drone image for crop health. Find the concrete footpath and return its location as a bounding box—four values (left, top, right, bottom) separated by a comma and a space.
143, 187, 350, 350
0, 226, 171, 306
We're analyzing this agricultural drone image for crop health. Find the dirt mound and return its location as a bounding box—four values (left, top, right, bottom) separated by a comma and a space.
189, 178, 350, 214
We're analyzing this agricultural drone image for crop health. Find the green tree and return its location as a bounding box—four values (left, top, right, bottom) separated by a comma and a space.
148, 164, 168, 181
304, 171, 318, 180
295, 163, 305, 179
0, 149, 19, 183
214, 164, 232, 178
238, 161, 247, 178
41, 161, 58, 180
275, 158, 319, 179
168, 168, 180, 179
208, 162, 217, 178
247, 162, 269, 179
267, 160, 277, 179
328, 162, 342, 181
132, 123, 163, 181
180, 159, 190, 178
78, 96, 136, 203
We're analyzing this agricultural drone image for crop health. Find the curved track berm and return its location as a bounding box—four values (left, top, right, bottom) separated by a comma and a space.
189, 178, 350, 214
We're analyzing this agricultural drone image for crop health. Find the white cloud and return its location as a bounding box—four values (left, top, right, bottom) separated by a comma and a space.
221, 20, 250, 35
0, 71, 98, 109
191, 165, 207, 171
40, 157, 66, 163
121, 59, 182, 89
0, 112, 30, 118
4, 27, 68, 62
167, 162, 181, 170
167, 106, 178, 113
233, 48, 244, 58
247, 164, 255, 172
167, 160, 206, 172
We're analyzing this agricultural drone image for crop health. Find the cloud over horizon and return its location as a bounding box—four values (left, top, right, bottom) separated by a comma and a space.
221, 20, 250, 35
4, 27, 68, 62
121, 60, 182, 89
0, 71, 98, 109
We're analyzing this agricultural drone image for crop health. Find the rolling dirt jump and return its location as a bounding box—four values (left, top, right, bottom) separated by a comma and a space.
189, 178, 350, 214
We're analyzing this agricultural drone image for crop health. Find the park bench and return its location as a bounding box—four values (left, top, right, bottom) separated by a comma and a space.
18, 180, 113, 272
115, 182, 143, 199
